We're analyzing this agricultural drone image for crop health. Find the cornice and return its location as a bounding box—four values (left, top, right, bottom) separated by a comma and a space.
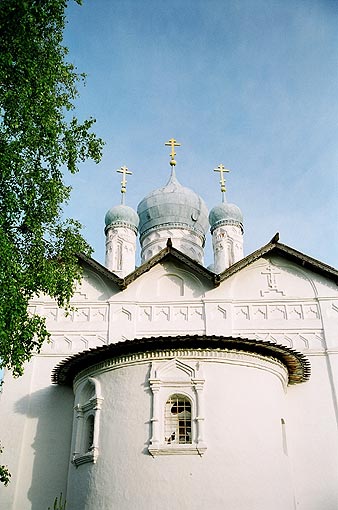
52, 334, 310, 386
72, 348, 289, 392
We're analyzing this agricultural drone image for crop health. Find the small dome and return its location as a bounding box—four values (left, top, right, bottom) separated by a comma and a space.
137, 170, 209, 239
105, 204, 139, 231
209, 201, 243, 233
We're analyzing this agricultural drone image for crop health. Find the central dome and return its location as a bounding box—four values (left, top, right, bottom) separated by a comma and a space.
137, 170, 209, 240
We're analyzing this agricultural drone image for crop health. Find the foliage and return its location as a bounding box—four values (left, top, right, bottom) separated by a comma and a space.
0, 0, 104, 378
48, 493, 67, 510
0, 443, 11, 486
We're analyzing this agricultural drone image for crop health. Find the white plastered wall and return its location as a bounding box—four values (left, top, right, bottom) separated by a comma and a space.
66, 355, 293, 510
1, 254, 338, 509
0, 357, 74, 510
0, 267, 114, 510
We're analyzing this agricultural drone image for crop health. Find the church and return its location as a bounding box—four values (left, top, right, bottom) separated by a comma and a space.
1, 139, 338, 510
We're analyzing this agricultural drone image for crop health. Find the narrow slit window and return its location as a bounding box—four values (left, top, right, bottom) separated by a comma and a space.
281, 418, 288, 456
165, 394, 192, 445
84, 415, 95, 452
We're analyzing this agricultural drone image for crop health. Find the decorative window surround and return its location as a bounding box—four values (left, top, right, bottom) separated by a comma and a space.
72, 377, 103, 466
148, 358, 206, 456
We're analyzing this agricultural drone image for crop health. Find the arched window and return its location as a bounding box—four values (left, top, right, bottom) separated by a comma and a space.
72, 377, 103, 466
148, 358, 206, 455
165, 394, 192, 445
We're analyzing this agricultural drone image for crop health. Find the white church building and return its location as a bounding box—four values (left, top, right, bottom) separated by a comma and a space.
1, 139, 338, 510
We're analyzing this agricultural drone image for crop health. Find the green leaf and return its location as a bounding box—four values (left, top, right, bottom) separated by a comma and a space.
0, 0, 104, 381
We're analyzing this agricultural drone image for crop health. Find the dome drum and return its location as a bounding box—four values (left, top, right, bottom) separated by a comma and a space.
139, 221, 207, 246
210, 217, 244, 234
104, 220, 138, 235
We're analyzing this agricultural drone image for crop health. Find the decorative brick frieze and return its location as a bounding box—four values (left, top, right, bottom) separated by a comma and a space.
138, 304, 204, 323
234, 330, 324, 351
40, 334, 107, 354
233, 302, 320, 322
42, 306, 108, 323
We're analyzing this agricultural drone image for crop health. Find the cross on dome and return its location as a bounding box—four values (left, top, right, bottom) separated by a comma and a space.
117, 165, 132, 204
214, 163, 230, 201
165, 138, 181, 167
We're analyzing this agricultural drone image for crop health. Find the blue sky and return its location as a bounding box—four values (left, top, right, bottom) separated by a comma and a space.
63, 0, 338, 268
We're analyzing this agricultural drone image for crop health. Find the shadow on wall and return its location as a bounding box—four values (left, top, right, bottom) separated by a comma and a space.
15, 384, 74, 509
142, 363, 153, 455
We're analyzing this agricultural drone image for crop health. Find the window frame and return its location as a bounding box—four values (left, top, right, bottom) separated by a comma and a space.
72, 377, 103, 466
148, 358, 206, 456
164, 393, 193, 446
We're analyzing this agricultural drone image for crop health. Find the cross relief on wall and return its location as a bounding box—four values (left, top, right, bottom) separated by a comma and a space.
260, 264, 285, 296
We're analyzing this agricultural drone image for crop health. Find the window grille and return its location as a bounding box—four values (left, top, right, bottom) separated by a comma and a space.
165, 394, 192, 445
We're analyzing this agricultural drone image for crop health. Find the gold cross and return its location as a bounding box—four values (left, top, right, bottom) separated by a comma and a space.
214, 163, 230, 193
117, 165, 132, 204
165, 138, 181, 166
117, 165, 132, 193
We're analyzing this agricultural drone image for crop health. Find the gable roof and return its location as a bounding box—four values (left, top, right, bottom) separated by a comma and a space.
122, 239, 216, 289
77, 252, 124, 288
218, 234, 338, 285
77, 239, 216, 291
77, 235, 338, 291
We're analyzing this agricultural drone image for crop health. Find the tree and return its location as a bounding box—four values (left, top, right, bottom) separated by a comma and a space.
48, 493, 67, 510
0, 0, 104, 378
0, 443, 11, 486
